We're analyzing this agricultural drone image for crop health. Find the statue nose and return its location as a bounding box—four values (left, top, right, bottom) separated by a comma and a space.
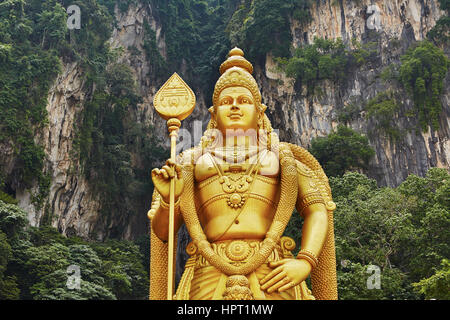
231, 99, 239, 109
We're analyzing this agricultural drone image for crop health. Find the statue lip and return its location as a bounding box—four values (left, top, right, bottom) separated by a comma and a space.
229, 112, 243, 120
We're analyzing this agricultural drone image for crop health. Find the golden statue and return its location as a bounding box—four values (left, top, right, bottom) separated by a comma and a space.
148, 48, 338, 300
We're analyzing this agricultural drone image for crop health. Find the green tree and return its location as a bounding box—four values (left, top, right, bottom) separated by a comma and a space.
396, 168, 450, 281
329, 169, 449, 299
365, 91, 402, 140
228, 0, 294, 61
35, 1, 68, 49
413, 259, 450, 300
227, 0, 312, 62
30, 269, 116, 300
427, 0, 449, 45
25, 243, 70, 280
0, 200, 28, 238
330, 173, 419, 299
2, 221, 150, 300
91, 240, 148, 299
0, 230, 19, 299
309, 126, 375, 177
28, 243, 116, 300
399, 41, 449, 131
276, 38, 372, 95
337, 262, 406, 300
331, 175, 417, 268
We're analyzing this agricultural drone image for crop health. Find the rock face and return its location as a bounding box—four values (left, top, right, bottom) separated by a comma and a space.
16, 60, 104, 238
16, 3, 165, 240
263, 0, 449, 186
12, 0, 449, 240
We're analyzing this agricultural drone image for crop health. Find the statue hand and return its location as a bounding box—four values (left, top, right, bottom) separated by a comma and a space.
259, 259, 312, 293
151, 159, 184, 203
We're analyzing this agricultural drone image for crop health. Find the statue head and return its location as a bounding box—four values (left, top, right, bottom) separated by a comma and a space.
209, 48, 268, 134
199, 48, 275, 151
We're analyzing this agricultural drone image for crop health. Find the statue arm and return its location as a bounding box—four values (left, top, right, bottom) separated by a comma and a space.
259, 160, 329, 293
295, 160, 328, 259
150, 193, 184, 242
298, 203, 328, 258
149, 153, 188, 242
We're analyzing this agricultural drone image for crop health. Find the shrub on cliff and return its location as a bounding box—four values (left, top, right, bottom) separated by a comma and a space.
399, 41, 449, 131
308, 125, 375, 177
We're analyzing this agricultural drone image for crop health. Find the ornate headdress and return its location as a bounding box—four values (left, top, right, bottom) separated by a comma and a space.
212, 47, 263, 113
205, 47, 271, 148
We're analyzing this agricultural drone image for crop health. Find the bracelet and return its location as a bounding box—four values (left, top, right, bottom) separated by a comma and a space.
296, 249, 319, 269
160, 197, 181, 210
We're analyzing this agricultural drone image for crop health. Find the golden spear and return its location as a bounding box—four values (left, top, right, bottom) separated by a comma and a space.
153, 73, 196, 300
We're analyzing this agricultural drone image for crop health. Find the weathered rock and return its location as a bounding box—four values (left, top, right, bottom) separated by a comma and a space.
265, 0, 449, 186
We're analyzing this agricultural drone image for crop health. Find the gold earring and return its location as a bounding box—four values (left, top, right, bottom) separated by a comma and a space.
210, 118, 217, 128
257, 114, 263, 129
208, 106, 217, 129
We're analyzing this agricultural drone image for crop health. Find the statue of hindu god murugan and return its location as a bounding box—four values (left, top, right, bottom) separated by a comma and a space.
148, 48, 337, 300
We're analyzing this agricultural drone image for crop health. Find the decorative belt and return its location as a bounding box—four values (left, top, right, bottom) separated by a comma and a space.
186, 237, 297, 269
176, 236, 314, 300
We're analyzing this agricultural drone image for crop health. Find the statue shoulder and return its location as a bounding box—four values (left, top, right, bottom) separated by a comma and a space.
260, 150, 279, 177
194, 152, 216, 181
282, 142, 323, 173
283, 142, 336, 212
177, 146, 202, 167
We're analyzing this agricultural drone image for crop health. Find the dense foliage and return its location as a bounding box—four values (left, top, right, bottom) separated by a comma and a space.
75, 59, 167, 235
364, 91, 403, 140
145, 0, 311, 94
226, 0, 311, 62
0, 0, 168, 231
330, 169, 450, 299
413, 259, 450, 300
427, 0, 449, 45
308, 125, 376, 177
146, 0, 236, 97
399, 41, 449, 131
0, 0, 65, 197
0, 200, 149, 300
276, 38, 376, 95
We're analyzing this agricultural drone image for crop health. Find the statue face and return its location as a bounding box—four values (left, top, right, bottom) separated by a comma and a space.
215, 86, 258, 134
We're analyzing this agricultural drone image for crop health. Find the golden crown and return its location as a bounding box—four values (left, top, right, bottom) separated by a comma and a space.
212, 48, 262, 111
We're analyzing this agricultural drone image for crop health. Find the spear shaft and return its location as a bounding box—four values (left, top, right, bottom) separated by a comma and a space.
152, 73, 196, 300
167, 120, 180, 300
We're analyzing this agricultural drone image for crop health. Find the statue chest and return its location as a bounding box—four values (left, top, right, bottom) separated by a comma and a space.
194, 150, 279, 181
192, 152, 280, 240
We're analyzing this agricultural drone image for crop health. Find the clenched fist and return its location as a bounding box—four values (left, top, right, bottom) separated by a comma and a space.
151, 159, 184, 203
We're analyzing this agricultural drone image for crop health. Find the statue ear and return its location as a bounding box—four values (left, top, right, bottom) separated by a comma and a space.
208, 106, 218, 129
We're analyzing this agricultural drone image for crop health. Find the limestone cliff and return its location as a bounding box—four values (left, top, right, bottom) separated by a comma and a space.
10, 0, 448, 240
262, 0, 448, 186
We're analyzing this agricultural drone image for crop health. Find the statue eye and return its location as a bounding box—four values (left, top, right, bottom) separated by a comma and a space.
220, 98, 231, 105
241, 97, 252, 104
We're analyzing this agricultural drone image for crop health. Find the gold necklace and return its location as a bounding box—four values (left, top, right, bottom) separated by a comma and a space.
207, 150, 265, 209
